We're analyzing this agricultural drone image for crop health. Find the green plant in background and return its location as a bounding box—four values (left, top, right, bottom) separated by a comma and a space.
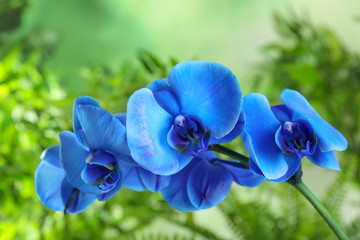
1, 4, 360, 239
0, 0, 28, 49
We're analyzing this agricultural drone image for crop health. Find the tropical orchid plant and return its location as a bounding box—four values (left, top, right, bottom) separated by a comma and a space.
35, 61, 349, 239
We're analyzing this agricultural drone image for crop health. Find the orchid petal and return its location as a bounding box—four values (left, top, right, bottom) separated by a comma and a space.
121, 162, 147, 192
209, 112, 245, 144
307, 146, 341, 171
168, 61, 242, 139
59, 131, 104, 195
147, 79, 180, 115
187, 159, 232, 209
127, 88, 192, 175
35, 161, 67, 212
161, 161, 198, 212
138, 167, 171, 193
35, 161, 95, 213
77, 105, 126, 153
40, 145, 60, 168
61, 181, 96, 214
113, 113, 127, 126
73, 96, 100, 144
271, 105, 291, 123
218, 160, 264, 187
280, 89, 348, 152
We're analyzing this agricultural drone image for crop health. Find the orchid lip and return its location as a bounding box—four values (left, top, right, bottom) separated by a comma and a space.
275, 120, 317, 159
167, 114, 211, 155
81, 150, 120, 191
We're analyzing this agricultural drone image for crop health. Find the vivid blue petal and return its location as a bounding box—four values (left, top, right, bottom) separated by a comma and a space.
40, 145, 60, 168
199, 150, 217, 160
217, 160, 264, 187
35, 160, 96, 213
114, 113, 127, 126
167, 61, 242, 139
241, 131, 267, 178
249, 157, 300, 183
248, 159, 264, 176
77, 105, 126, 153
307, 146, 341, 171
242, 93, 298, 181
127, 88, 193, 175
278, 157, 302, 182
73, 96, 100, 144
104, 135, 134, 164
138, 167, 171, 193
209, 112, 245, 144
147, 78, 168, 92
59, 131, 104, 195
90, 150, 117, 169
35, 161, 67, 212
280, 89, 348, 152
147, 79, 180, 116
113, 152, 138, 166
271, 105, 291, 123
61, 180, 96, 214
121, 162, 147, 191
187, 159, 232, 210
161, 161, 198, 212
151, 90, 180, 116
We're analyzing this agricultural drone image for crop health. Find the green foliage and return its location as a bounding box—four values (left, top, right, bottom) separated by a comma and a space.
346, 217, 360, 240
217, 179, 355, 240
160, 215, 222, 240
0, 0, 27, 48
0, 45, 179, 239
1, 6, 360, 240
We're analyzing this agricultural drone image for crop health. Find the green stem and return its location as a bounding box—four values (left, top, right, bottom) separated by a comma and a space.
289, 179, 349, 240
210, 145, 348, 239
208, 144, 249, 166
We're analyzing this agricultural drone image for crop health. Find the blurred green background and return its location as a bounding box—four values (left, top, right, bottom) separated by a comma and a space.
1, 0, 360, 239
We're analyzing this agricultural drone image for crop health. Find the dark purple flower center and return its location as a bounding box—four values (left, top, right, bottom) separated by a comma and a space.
81, 150, 120, 191
275, 120, 317, 159
167, 114, 211, 155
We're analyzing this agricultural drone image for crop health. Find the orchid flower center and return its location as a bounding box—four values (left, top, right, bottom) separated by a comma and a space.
167, 114, 211, 156
81, 150, 120, 191
275, 120, 317, 159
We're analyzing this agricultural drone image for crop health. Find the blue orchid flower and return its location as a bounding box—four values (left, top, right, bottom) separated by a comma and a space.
241, 89, 348, 182
161, 151, 264, 212
35, 96, 129, 213
35, 146, 96, 213
58, 96, 128, 202
36, 105, 173, 213
126, 61, 243, 175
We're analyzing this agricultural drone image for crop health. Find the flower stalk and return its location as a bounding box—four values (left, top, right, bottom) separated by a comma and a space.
288, 177, 349, 240
208, 144, 249, 166
215, 145, 349, 240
